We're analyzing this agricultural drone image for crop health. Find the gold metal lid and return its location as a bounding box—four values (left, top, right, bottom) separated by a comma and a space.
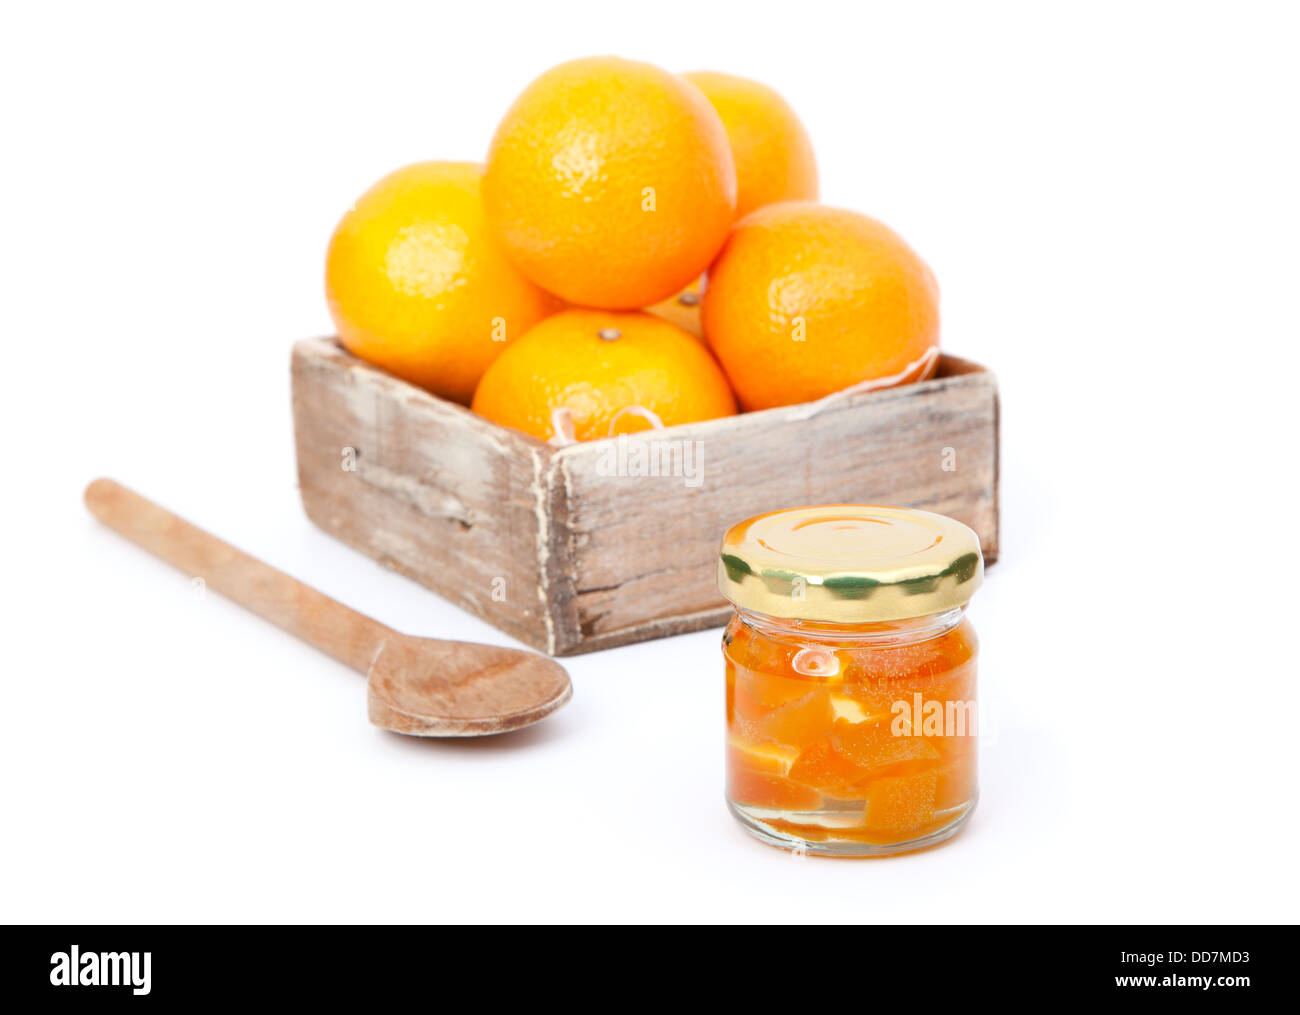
718, 505, 983, 623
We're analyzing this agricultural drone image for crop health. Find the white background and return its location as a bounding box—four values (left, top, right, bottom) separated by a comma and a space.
3, 1, 1297, 923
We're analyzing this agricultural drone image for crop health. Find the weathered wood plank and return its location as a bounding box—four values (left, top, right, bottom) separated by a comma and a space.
292, 338, 555, 649
291, 339, 999, 656
551, 361, 997, 652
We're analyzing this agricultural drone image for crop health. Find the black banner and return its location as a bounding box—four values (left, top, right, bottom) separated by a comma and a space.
0, 924, 1278, 1003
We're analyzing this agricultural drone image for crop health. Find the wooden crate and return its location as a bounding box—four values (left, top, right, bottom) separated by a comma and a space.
291, 338, 999, 656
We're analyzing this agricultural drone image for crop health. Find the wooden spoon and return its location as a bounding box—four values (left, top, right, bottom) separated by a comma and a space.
83, 479, 572, 736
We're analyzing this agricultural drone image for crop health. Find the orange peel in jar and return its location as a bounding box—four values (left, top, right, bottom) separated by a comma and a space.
862, 770, 941, 837
728, 766, 823, 812
744, 689, 836, 750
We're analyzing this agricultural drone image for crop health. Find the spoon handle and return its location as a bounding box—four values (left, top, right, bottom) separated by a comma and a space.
84, 478, 393, 674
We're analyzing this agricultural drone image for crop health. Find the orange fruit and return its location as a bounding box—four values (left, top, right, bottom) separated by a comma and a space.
645, 276, 703, 338
683, 71, 818, 219
483, 57, 736, 309
471, 308, 737, 441
325, 162, 560, 404
702, 202, 940, 411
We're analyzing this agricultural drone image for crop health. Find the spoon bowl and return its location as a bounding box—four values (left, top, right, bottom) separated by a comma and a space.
366, 635, 572, 736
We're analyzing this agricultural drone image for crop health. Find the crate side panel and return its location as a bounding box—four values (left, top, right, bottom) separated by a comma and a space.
291, 340, 551, 650
557, 372, 998, 645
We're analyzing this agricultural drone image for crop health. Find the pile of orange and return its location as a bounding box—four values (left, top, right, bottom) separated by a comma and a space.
325, 57, 941, 441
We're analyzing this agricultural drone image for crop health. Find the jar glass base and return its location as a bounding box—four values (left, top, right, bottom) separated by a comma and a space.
728, 796, 977, 858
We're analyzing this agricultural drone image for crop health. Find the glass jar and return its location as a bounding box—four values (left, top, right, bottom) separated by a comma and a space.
718, 505, 983, 856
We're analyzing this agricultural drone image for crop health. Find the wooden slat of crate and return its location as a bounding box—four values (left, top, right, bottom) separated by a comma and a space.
292, 339, 551, 647
292, 338, 998, 656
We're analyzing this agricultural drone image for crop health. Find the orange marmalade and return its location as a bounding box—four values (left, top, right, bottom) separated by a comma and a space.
718, 505, 983, 856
